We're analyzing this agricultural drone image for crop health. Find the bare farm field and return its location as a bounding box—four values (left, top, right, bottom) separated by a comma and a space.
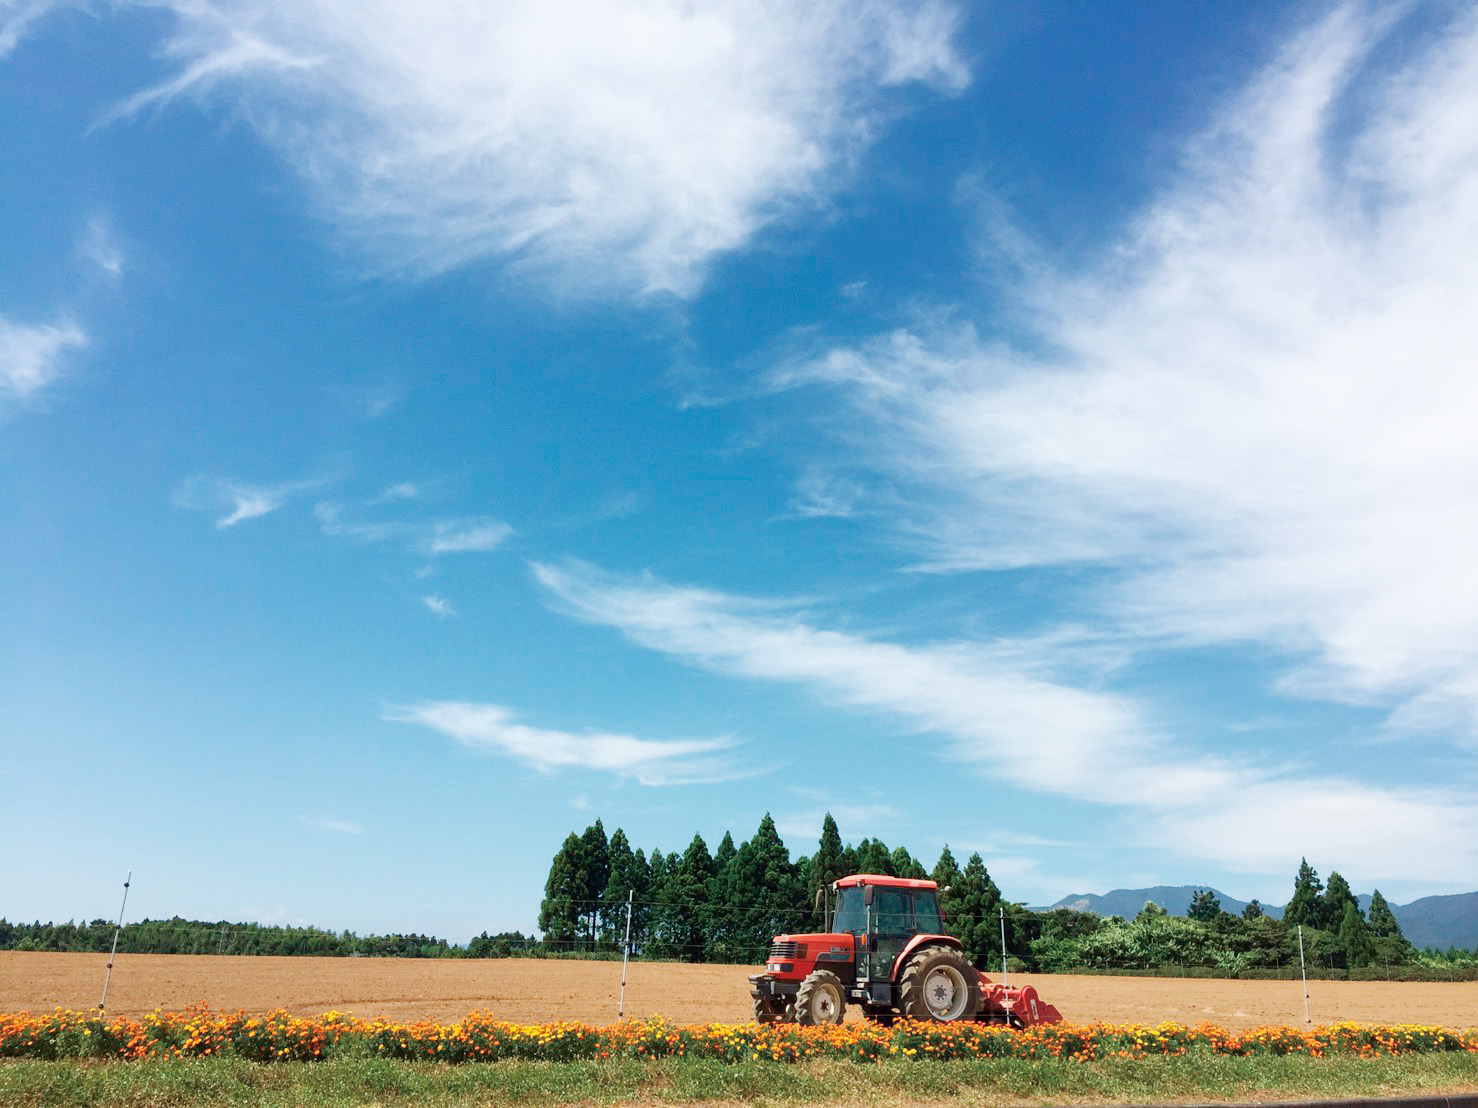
3, 951, 1476, 1030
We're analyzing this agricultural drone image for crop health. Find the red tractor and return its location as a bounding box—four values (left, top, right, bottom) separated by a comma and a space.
749, 874, 1062, 1027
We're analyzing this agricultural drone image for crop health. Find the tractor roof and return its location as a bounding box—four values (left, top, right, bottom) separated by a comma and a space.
834, 874, 939, 891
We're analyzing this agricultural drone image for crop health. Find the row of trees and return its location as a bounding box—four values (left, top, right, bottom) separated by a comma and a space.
537, 814, 1015, 965
537, 819, 1473, 978
0, 917, 490, 959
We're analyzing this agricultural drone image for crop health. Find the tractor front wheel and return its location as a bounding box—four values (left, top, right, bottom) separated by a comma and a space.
898, 947, 982, 1022
794, 969, 846, 1026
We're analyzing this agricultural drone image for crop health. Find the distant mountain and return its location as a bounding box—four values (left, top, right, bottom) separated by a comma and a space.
1039, 886, 1477, 950
1041, 886, 1282, 921
1393, 893, 1478, 951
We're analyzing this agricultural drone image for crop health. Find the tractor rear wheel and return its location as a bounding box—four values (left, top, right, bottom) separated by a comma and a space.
898, 947, 982, 1022
794, 969, 846, 1026
752, 991, 785, 1025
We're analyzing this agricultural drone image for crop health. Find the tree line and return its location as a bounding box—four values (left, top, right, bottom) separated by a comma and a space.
0, 916, 532, 959
538, 817, 1478, 979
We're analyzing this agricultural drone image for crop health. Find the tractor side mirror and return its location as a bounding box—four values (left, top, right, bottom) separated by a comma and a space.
862, 884, 874, 907
813, 887, 825, 914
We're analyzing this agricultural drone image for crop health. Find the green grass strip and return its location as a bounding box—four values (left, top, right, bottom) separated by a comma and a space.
2, 1052, 1477, 1107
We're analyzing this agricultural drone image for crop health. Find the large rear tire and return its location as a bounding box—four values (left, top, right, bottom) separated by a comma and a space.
898, 947, 981, 1022
794, 969, 846, 1026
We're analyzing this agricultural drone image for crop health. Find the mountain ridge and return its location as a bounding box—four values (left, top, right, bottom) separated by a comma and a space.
1034, 887, 1477, 951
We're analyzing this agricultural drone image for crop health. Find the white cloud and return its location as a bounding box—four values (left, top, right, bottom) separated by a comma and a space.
176, 473, 327, 527
0, 0, 63, 58
299, 815, 365, 835
97, 0, 968, 296
313, 501, 408, 543
314, 503, 510, 555
78, 214, 124, 276
427, 518, 512, 555
532, 559, 1478, 885
422, 594, 455, 619
388, 700, 740, 786
777, 5, 1478, 741
376, 482, 419, 503
787, 469, 863, 519
0, 315, 86, 399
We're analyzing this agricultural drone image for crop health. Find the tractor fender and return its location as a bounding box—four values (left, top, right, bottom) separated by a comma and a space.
888, 934, 966, 982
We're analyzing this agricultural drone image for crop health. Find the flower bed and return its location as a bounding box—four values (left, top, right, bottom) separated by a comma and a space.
3, 1009, 1474, 1065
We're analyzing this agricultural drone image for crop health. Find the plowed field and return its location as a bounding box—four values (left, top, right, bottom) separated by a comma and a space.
3, 951, 1475, 1029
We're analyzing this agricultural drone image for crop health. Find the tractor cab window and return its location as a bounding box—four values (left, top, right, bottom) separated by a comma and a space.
831, 887, 867, 934
873, 888, 912, 935
913, 893, 942, 934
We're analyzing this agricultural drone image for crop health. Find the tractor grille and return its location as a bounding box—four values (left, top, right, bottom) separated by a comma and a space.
768, 941, 799, 960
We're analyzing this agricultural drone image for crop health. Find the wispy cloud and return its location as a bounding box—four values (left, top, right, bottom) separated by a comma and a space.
388, 700, 741, 786
427, 518, 512, 554
422, 594, 455, 619
532, 559, 1478, 885
77, 214, 124, 276
176, 473, 329, 528
94, 27, 318, 128
298, 815, 365, 835
315, 502, 512, 555
91, 0, 968, 297
776, 5, 1478, 742
0, 0, 63, 58
0, 315, 86, 400
375, 482, 419, 503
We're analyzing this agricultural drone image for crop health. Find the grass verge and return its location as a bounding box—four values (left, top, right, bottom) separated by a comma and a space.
3, 1050, 1477, 1107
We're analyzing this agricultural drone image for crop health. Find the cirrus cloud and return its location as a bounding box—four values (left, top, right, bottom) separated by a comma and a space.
776, 3, 1478, 742
0, 315, 86, 400
86, 0, 967, 297
388, 699, 741, 786
532, 558, 1478, 887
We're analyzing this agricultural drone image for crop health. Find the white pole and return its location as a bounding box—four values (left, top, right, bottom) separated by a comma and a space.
1297, 924, 1311, 1026
99, 870, 132, 1012
999, 906, 1008, 986
618, 889, 634, 1019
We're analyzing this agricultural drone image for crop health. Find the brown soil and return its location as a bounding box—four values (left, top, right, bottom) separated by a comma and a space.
3, 951, 1475, 1029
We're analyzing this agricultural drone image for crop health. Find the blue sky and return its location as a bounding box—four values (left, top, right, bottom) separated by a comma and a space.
4, 0, 1477, 943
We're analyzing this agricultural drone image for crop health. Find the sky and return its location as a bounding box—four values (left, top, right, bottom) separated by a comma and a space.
4, 0, 1477, 944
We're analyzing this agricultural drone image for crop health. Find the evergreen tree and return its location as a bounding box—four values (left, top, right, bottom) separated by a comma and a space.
1321, 871, 1358, 933
1337, 900, 1374, 968
854, 837, 894, 876
889, 845, 927, 879
1364, 889, 1414, 968
705, 832, 741, 962
809, 814, 847, 928
577, 820, 610, 948
1242, 899, 1264, 921
644, 848, 681, 959
729, 813, 800, 961
1284, 859, 1325, 928
663, 833, 714, 962
950, 853, 1003, 965
1187, 890, 1222, 923
839, 842, 859, 877
932, 845, 963, 931
1367, 889, 1403, 939
537, 833, 584, 948
602, 830, 649, 950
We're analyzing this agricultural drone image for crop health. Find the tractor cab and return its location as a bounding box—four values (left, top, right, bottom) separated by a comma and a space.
829, 876, 943, 990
